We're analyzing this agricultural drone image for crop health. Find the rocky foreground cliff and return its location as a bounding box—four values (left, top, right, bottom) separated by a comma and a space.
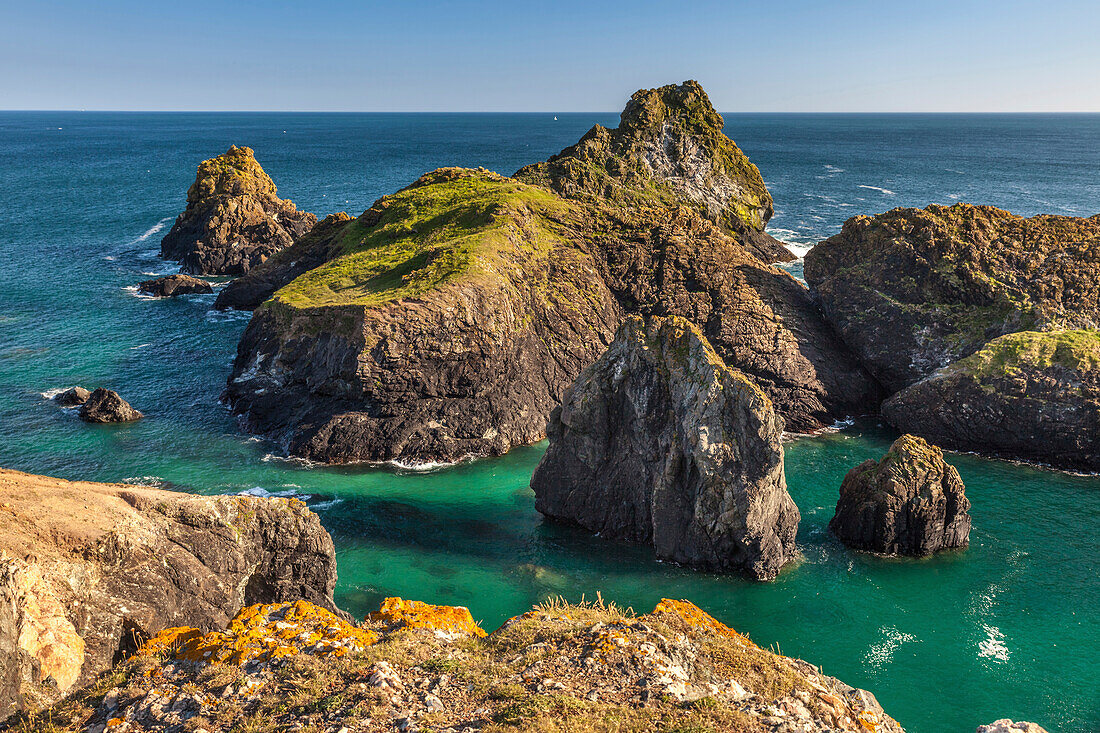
221, 81, 880, 464
11, 595, 905, 733
160, 146, 316, 275
0, 469, 339, 720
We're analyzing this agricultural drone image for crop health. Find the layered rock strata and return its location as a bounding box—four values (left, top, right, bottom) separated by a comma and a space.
532, 315, 800, 579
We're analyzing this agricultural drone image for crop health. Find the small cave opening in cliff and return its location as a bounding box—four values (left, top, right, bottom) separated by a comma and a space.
113, 618, 150, 664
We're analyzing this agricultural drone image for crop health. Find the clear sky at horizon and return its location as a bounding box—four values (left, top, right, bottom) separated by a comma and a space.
2, 0, 1098, 112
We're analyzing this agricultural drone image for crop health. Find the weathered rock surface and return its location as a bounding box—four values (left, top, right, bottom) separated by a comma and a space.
137, 273, 213, 297
0, 468, 339, 720
160, 146, 317, 275
223, 82, 881, 464
976, 721, 1050, 733
225, 168, 620, 464
829, 435, 970, 556
882, 330, 1100, 471
20, 597, 904, 733
51, 388, 89, 407
517, 79, 794, 263
532, 315, 800, 579
77, 388, 142, 423
213, 212, 353, 310
804, 203, 1100, 393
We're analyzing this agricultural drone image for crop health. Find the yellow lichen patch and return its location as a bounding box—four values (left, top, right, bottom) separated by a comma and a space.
368, 597, 487, 638
152, 601, 377, 666
648, 599, 748, 642
137, 627, 205, 658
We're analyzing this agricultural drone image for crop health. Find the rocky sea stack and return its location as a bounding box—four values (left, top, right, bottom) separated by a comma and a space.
532, 315, 799, 580
829, 435, 971, 556
137, 273, 213, 297
160, 146, 316, 275
222, 81, 880, 464
77, 388, 142, 423
0, 469, 339, 719
804, 203, 1100, 393
882, 330, 1100, 471
516, 80, 793, 263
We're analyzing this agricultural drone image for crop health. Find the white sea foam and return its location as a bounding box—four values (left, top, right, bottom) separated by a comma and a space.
205, 309, 253, 323
389, 458, 457, 472
133, 218, 171, 244
857, 185, 896, 195
978, 625, 1010, 662
309, 499, 345, 511
40, 387, 74, 400
863, 626, 918, 671
123, 285, 157, 300
130, 343, 151, 350
237, 486, 315, 501
824, 164, 845, 173
122, 476, 165, 486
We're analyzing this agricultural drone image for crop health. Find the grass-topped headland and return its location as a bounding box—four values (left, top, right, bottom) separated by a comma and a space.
948, 329, 1100, 379
269, 168, 573, 310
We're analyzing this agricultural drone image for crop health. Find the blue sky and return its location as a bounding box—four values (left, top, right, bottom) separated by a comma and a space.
2, 0, 1098, 111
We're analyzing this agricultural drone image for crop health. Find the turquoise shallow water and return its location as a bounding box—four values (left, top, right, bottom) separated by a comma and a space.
0, 112, 1098, 732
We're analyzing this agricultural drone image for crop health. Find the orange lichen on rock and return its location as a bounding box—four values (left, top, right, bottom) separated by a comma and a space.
137, 627, 206, 658
140, 601, 377, 666
648, 598, 748, 641
368, 597, 487, 638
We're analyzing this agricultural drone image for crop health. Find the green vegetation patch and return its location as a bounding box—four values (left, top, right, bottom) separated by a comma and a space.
951, 329, 1100, 378
270, 169, 571, 309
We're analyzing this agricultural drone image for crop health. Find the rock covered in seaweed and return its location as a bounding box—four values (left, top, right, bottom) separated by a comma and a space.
517, 80, 793, 263
804, 203, 1100, 392
160, 145, 317, 275
137, 273, 213, 297
532, 315, 799, 580
0, 468, 340, 720
882, 330, 1100, 471
829, 435, 971, 556
77, 388, 142, 423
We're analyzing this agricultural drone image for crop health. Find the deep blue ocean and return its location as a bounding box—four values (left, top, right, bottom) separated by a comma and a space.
0, 112, 1098, 732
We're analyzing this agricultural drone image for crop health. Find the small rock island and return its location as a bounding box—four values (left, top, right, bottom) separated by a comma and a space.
532, 315, 800, 580
829, 435, 971, 556
160, 145, 316, 275
77, 388, 142, 423
137, 273, 213, 297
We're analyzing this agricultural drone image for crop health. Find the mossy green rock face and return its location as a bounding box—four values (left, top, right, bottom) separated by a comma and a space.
161, 146, 317, 275
224, 168, 621, 464
882, 330, 1100, 470
516, 80, 792, 263
804, 203, 1100, 392
532, 315, 800, 580
828, 434, 970, 556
